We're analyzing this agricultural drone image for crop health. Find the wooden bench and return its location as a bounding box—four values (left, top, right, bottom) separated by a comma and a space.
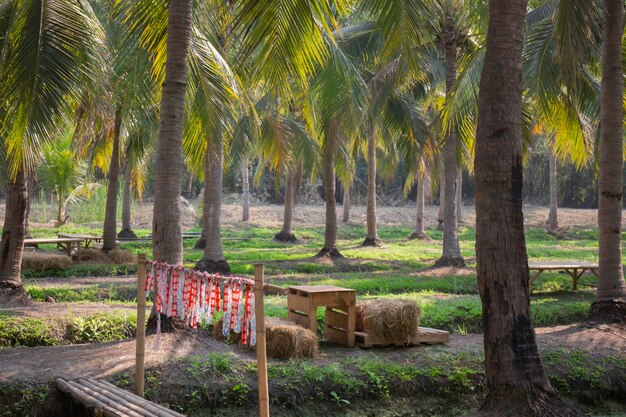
24, 238, 84, 260
528, 261, 598, 290
57, 377, 185, 417
58, 233, 102, 248
287, 285, 356, 348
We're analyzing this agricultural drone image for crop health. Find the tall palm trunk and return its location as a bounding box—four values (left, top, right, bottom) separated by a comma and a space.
436, 165, 444, 230
102, 106, 122, 252
473, 0, 584, 415
547, 145, 558, 231
590, 0, 626, 321
409, 169, 429, 240
196, 142, 230, 273
0, 166, 28, 302
152, 0, 194, 265
241, 158, 250, 222
275, 169, 298, 242
436, 35, 464, 267
363, 129, 382, 246
118, 160, 137, 239
456, 169, 463, 223
317, 125, 342, 258
342, 182, 350, 223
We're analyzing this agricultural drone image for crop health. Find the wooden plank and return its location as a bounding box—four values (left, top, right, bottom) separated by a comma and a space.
355, 327, 449, 348
310, 291, 355, 307
325, 308, 348, 330
288, 311, 311, 329
288, 285, 356, 294
325, 326, 348, 345
287, 293, 311, 314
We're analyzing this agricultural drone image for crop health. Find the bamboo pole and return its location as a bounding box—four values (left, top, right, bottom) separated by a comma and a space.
56, 379, 121, 417
136, 253, 147, 397
89, 379, 186, 417
254, 264, 270, 417
66, 380, 145, 417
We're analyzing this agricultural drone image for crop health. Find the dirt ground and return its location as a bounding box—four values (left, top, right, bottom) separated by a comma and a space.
1, 318, 624, 385
2, 197, 621, 230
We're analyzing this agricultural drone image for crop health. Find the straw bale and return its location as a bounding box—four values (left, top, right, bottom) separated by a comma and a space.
213, 317, 317, 359
79, 248, 111, 263
107, 249, 137, 264
21, 252, 72, 271
356, 299, 420, 340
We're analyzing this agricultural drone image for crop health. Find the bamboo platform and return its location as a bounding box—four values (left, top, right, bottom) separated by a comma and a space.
355, 326, 449, 348
56, 377, 185, 417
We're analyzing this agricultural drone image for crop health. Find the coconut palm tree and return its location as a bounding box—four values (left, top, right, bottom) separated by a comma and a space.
593, 0, 626, 319
0, 0, 103, 301
473, 0, 585, 414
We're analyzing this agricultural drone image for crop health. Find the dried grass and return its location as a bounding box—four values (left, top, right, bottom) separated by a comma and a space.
79, 248, 111, 263
107, 249, 137, 264
212, 317, 318, 359
21, 252, 72, 271
356, 299, 420, 340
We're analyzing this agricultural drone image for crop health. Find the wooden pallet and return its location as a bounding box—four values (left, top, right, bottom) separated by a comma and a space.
355, 326, 449, 348
57, 377, 185, 417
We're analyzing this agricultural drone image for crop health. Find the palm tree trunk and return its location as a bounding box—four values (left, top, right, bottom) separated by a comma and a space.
275, 170, 298, 242
456, 169, 463, 224
436, 163, 444, 230
241, 158, 250, 222
0, 166, 28, 303
547, 145, 558, 231
196, 142, 229, 273
151, 0, 193, 265
102, 106, 122, 252
342, 182, 350, 223
317, 124, 342, 258
590, 0, 626, 321
472, 1, 584, 415
436, 38, 464, 267
363, 128, 382, 246
118, 161, 137, 239
409, 169, 429, 240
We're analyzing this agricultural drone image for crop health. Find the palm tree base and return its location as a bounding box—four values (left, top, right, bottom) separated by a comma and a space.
464, 388, 586, 417
195, 258, 231, 274
586, 299, 626, 324
0, 283, 30, 307
408, 231, 431, 241
361, 236, 383, 247
117, 228, 138, 239
194, 236, 206, 250
437, 221, 444, 231
273, 231, 298, 243
434, 256, 466, 268
314, 247, 344, 259
146, 314, 190, 334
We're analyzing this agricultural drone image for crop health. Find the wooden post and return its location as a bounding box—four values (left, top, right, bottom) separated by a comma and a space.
254, 264, 270, 417
135, 254, 147, 397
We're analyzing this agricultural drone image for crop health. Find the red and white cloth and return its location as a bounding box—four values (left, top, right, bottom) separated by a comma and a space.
144, 260, 257, 349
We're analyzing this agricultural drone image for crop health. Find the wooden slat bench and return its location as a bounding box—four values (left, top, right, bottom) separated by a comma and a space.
355, 326, 449, 348
24, 238, 84, 260
57, 377, 185, 417
528, 261, 598, 290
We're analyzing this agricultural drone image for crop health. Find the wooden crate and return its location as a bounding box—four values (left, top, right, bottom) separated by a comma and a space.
355, 326, 449, 348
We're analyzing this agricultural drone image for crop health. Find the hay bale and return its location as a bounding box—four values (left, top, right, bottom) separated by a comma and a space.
356, 299, 420, 340
79, 248, 111, 263
21, 252, 71, 271
212, 317, 317, 359
108, 249, 137, 264
266, 317, 317, 359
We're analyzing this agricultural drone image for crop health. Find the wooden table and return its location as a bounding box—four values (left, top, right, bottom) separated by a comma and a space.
287, 285, 356, 347
58, 233, 102, 248
24, 238, 84, 260
528, 261, 598, 290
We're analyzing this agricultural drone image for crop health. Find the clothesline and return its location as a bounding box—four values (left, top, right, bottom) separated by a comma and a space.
144, 260, 257, 348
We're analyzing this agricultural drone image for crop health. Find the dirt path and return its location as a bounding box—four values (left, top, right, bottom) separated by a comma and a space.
1, 322, 623, 385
